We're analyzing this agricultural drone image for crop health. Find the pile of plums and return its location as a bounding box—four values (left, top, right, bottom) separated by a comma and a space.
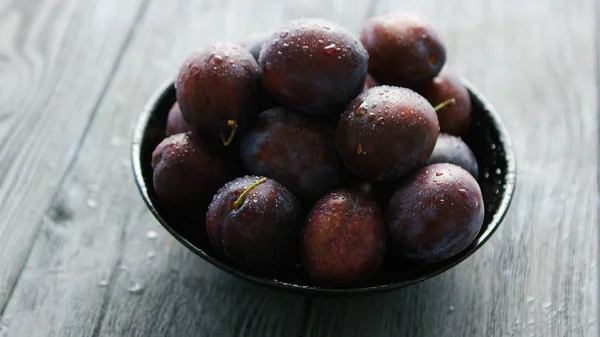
151, 12, 484, 287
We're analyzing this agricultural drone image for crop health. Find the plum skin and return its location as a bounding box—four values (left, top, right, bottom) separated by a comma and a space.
386, 163, 485, 264
360, 12, 446, 88
301, 189, 386, 285
336, 85, 439, 181
425, 133, 479, 178
165, 102, 193, 136
206, 176, 303, 272
259, 18, 369, 115
151, 132, 236, 213
175, 42, 260, 139
419, 72, 472, 136
241, 107, 344, 200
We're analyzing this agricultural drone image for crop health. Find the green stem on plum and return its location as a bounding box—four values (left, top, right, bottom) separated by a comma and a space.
233, 177, 267, 210
220, 120, 238, 146
433, 98, 456, 112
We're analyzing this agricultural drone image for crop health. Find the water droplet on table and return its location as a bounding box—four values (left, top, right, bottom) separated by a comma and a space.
146, 230, 158, 240
87, 199, 98, 208
127, 282, 143, 293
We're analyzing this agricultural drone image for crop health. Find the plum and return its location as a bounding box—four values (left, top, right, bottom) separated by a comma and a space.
336, 85, 439, 181
419, 71, 472, 136
151, 132, 236, 213
175, 42, 260, 145
425, 133, 479, 178
259, 18, 368, 115
363, 73, 378, 91
165, 102, 193, 136
240, 107, 344, 200
386, 163, 484, 264
206, 176, 303, 272
360, 12, 446, 88
301, 189, 385, 285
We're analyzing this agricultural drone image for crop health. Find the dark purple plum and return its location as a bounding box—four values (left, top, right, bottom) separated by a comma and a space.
425, 133, 479, 178
336, 86, 439, 181
363, 73, 378, 92
175, 42, 260, 145
259, 18, 368, 116
165, 102, 193, 136
360, 12, 446, 88
206, 176, 303, 272
241, 107, 344, 200
301, 189, 385, 285
151, 132, 236, 214
418, 71, 472, 136
386, 163, 484, 264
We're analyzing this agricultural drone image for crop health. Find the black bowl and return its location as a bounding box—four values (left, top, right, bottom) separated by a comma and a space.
131, 79, 516, 296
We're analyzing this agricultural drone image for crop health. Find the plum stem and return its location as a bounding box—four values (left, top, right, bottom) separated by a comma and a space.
433, 98, 456, 112
233, 177, 267, 209
220, 120, 238, 146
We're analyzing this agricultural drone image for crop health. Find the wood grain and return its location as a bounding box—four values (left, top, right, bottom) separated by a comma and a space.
0, 0, 146, 312
0, 0, 597, 336
303, 0, 599, 336
0, 0, 317, 336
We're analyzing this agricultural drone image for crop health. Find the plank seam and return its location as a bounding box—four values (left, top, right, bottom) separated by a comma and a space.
88, 1, 153, 334
596, 0, 600, 328
298, 297, 313, 337
0, 0, 152, 320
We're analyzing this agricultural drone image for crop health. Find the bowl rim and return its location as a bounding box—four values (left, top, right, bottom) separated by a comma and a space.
131, 78, 517, 296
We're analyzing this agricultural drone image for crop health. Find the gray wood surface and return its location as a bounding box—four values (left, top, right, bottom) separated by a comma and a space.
0, 0, 146, 312
0, 0, 597, 336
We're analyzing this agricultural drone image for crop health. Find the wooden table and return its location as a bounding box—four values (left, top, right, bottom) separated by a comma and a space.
0, 0, 597, 336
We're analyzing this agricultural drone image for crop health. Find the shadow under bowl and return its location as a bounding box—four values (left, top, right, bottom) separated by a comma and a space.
131, 79, 516, 296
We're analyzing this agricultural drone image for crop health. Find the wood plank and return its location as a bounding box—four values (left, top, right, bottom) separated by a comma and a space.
2, 0, 597, 336
303, 0, 599, 336
0, 0, 146, 312
0, 0, 379, 336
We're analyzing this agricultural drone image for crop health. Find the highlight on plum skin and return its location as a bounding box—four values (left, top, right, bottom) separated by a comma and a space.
385, 163, 485, 264
205, 175, 303, 273
301, 189, 386, 285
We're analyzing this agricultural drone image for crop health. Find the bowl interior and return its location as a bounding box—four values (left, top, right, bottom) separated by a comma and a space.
131, 79, 516, 295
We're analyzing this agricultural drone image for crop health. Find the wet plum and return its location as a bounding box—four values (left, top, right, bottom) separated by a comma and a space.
386, 163, 484, 264
241, 107, 344, 200
151, 132, 236, 214
336, 86, 439, 181
206, 176, 303, 272
165, 102, 193, 136
259, 18, 368, 116
175, 42, 260, 145
301, 189, 385, 285
425, 133, 479, 178
360, 12, 446, 88
419, 71, 472, 136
